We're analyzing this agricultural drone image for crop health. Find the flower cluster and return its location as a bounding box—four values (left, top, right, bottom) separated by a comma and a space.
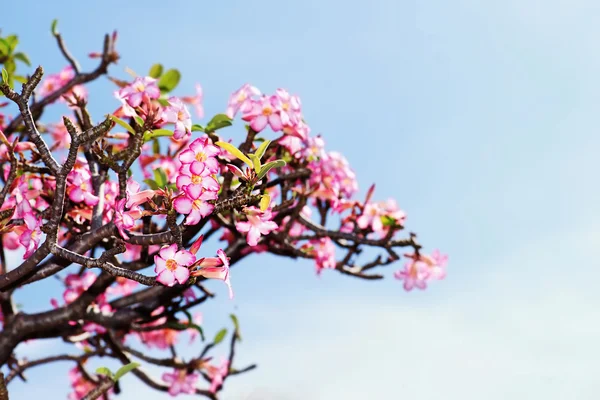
173, 137, 221, 225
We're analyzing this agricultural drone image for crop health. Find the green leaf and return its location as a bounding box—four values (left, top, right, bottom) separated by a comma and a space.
191, 124, 204, 132
4, 59, 16, 74
109, 115, 135, 134
230, 314, 241, 340
114, 362, 140, 381
95, 367, 113, 379
256, 159, 286, 181
157, 69, 181, 93
152, 139, 160, 154
205, 114, 232, 133
5, 36, 18, 52
189, 324, 205, 341
148, 63, 163, 79
215, 141, 253, 168
213, 328, 227, 345
143, 129, 173, 142
1, 68, 7, 84
13, 75, 27, 84
133, 115, 145, 127
259, 194, 271, 211
380, 215, 397, 227
13, 52, 31, 66
51, 19, 59, 36
0, 39, 9, 56
143, 179, 160, 190
157, 98, 170, 107
153, 168, 168, 188
254, 139, 271, 161
248, 153, 261, 173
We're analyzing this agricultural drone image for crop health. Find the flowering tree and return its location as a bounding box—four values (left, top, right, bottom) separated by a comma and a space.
0, 22, 447, 399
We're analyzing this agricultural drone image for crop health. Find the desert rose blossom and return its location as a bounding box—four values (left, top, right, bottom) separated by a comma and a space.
162, 369, 199, 396
114, 198, 143, 239
226, 83, 260, 118
178, 136, 221, 174
115, 76, 160, 116
173, 184, 217, 226
394, 260, 430, 291
235, 206, 278, 246
191, 249, 233, 299
241, 95, 283, 132
154, 244, 196, 287
162, 96, 192, 140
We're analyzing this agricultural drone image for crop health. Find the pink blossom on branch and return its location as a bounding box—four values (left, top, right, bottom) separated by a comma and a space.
181, 83, 205, 118
162, 96, 192, 140
191, 249, 234, 299
178, 136, 221, 174
162, 369, 199, 396
235, 206, 278, 246
173, 184, 217, 226
154, 244, 196, 287
115, 76, 160, 116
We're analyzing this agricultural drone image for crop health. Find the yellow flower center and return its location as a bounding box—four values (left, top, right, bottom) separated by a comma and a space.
195, 152, 207, 162
191, 175, 203, 185
134, 82, 145, 92
177, 110, 186, 121
166, 259, 178, 271
237, 93, 247, 102
193, 199, 203, 209
262, 107, 273, 116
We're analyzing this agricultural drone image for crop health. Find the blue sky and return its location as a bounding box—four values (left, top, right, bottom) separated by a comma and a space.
3, 0, 600, 398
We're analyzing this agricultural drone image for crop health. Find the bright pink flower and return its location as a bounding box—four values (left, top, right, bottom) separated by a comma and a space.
162, 96, 192, 140
67, 167, 99, 206
226, 83, 260, 118
191, 249, 233, 299
16, 199, 42, 257
114, 198, 143, 239
48, 121, 71, 149
115, 76, 160, 116
181, 83, 204, 118
67, 366, 98, 400
38, 66, 74, 98
178, 137, 220, 174
241, 95, 283, 132
154, 244, 195, 287
126, 178, 155, 208
235, 206, 278, 246
404, 250, 448, 281
173, 184, 217, 226
394, 260, 429, 291
176, 163, 220, 194
162, 369, 199, 396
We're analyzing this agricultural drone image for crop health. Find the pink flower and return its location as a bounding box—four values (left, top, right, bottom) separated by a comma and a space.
67, 167, 99, 206
207, 359, 229, 394
16, 200, 42, 258
137, 306, 180, 349
63, 271, 98, 304
114, 198, 143, 239
115, 76, 160, 116
306, 238, 336, 275
162, 369, 199, 396
107, 276, 139, 296
176, 163, 220, 194
181, 83, 205, 118
235, 206, 278, 246
226, 83, 260, 118
394, 260, 429, 291
191, 249, 233, 299
162, 96, 192, 140
173, 184, 217, 226
38, 66, 74, 98
154, 244, 195, 287
241, 95, 283, 132
404, 250, 448, 281
178, 137, 220, 174
68, 366, 98, 400
126, 178, 155, 208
